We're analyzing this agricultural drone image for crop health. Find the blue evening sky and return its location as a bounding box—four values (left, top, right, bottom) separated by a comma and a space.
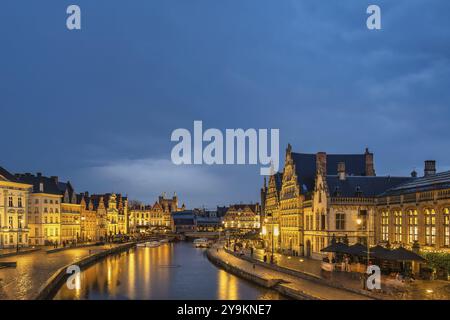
1, 1, 449, 207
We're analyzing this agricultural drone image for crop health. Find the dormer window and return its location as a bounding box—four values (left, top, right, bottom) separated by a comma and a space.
355, 186, 363, 197
333, 187, 341, 197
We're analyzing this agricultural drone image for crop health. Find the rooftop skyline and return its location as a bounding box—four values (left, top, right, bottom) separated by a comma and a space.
1, 0, 450, 207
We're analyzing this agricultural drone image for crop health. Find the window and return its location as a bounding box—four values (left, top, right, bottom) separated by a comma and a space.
35, 199, 39, 204
394, 210, 402, 243
408, 209, 418, 243
381, 211, 389, 241
444, 208, 449, 247
44, 207, 48, 213
55, 208, 59, 213
9, 216, 13, 228
336, 213, 345, 230
425, 209, 436, 245
35, 207, 39, 214
18, 197, 23, 208
9, 196, 13, 207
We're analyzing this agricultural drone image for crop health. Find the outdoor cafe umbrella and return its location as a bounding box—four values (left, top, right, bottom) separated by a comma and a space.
388, 246, 426, 262
343, 243, 368, 256
320, 242, 349, 254
366, 245, 391, 260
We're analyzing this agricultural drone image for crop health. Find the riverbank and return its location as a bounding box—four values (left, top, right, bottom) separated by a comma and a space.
206, 247, 373, 300
34, 242, 136, 300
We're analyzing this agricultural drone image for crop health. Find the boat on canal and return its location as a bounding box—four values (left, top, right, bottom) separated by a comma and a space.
193, 238, 210, 248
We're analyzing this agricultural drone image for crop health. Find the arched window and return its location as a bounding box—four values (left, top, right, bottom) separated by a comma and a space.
394, 210, 402, 243
444, 208, 449, 247
408, 209, 418, 243
425, 209, 436, 245
381, 211, 389, 241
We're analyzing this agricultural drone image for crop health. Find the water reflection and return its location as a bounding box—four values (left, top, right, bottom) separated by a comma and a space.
54, 242, 284, 300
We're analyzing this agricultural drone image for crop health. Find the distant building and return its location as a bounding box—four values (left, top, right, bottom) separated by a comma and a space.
171, 210, 196, 233
223, 204, 260, 231
129, 193, 185, 233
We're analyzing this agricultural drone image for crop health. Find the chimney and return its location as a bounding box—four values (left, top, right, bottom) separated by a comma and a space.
316, 152, 327, 175
411, 170, 418, 178
37, 172, 42, 177
365, 148, 376, 176
424, 160, 436, 177
39, 182, 44, 192
338, 162, 346, 180
51, 176, 58, 184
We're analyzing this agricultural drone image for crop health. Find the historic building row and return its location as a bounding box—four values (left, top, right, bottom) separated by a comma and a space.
260, 145, 450, 260
128, 193, 185, 233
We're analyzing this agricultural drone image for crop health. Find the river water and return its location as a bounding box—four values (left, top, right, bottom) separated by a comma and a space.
53, 242, 284, 300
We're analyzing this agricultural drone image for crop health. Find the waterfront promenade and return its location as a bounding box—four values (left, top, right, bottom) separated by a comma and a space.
0, 244, 121, 300
208, 247, 372, 300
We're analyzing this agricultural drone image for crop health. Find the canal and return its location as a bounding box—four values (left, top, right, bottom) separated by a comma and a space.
53, 242, 285, 300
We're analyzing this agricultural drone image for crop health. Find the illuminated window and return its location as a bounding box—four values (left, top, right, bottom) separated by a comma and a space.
408, 209, 418, 243
381, 211, 389, 241
444, 208, 449, 247
394, 210, 402, 243
425, 209, 436, 245
18, 197, 23, 208
335, 213, 345, 230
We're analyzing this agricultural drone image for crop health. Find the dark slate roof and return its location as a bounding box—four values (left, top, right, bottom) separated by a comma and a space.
15, 173, 62, 195
0, 166, 19, 182
274, 172, 283, 192
381, 171, 450, 196
326, 176, 412, 198
291, 152, 368, 193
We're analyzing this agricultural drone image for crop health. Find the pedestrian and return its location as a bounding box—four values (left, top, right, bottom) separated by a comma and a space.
263, 255, 267, 263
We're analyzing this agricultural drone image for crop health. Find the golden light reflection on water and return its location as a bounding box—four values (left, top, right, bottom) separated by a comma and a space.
53, 243, 284, 300
217, 269, 238, 300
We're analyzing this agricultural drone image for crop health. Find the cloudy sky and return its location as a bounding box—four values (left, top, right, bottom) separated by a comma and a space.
1, 0, 449, 208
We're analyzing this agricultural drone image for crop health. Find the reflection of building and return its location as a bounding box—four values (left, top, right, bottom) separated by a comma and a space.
0, 167, 32, 249
15, 172, 62, 246
261, 145, 450, 259
129, 193, 185, 233
223, 204, 260, 231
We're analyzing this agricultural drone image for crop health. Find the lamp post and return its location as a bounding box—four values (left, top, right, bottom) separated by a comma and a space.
357, 213, 370, 268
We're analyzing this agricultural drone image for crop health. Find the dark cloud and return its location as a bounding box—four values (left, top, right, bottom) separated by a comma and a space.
0, 0, 449, 207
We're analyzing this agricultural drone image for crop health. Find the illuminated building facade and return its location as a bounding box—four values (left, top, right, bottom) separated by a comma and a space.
129, 193, 185, 233
223, 204, 261, 231
261, 145, 450, 259
0, 167, 32, 249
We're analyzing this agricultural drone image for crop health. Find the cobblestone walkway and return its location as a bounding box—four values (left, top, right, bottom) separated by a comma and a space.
246, 248, 450, 300
211, 248, 371, 300
0, 244, 118, 300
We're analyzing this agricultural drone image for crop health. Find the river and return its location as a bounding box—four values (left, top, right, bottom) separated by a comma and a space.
53, 242, 285, 300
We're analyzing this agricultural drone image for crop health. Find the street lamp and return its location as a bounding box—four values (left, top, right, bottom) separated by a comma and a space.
356, 213, 370, 268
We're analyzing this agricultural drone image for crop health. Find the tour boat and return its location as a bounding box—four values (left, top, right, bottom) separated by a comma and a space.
146, 241, 161, 248
193, 238, 210, 248
137, 241, 161, 248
